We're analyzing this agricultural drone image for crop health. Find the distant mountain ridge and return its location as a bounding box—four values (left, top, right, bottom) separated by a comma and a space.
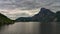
15, 8, 60, 22
1, 7, 60, 25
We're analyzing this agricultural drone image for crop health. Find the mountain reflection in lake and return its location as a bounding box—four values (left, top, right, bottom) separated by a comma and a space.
0, 22, 57, 34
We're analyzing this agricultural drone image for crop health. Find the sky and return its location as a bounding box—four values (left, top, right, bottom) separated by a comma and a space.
0, 0, 60, 20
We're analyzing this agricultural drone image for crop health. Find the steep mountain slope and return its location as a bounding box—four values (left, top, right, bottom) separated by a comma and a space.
32, 8, 55, 22
0, 13, 14, 25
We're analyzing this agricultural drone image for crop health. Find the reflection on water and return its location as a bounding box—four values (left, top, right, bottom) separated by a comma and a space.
0, 22, 40, 34
40, 22, 56, 34
0, 22, 57, 34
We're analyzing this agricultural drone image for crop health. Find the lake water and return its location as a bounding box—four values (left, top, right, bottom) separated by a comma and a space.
0, 22, 58, 34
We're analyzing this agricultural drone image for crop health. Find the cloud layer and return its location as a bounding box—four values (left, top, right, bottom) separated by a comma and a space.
0, 0, 60, 20
0, 0, 55, 10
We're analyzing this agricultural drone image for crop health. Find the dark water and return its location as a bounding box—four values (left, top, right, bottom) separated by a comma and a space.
0, 22, 57, 34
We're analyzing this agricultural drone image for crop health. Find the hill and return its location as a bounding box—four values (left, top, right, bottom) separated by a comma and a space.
0, 13, 14, 25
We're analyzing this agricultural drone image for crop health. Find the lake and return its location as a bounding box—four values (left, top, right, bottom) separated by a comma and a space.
0, 22, 58, 34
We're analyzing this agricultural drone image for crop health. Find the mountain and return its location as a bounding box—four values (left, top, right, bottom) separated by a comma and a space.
15, 8, 55, 22
16, 17, 32, 22
0, 13, 14, 25
56, 11, 60, 22
32, 8, 55, 22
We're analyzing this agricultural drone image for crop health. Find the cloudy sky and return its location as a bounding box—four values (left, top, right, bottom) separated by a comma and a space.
0, 0, 60, 20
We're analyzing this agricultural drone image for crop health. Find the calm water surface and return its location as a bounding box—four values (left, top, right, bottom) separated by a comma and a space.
0, 22, 57, 34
